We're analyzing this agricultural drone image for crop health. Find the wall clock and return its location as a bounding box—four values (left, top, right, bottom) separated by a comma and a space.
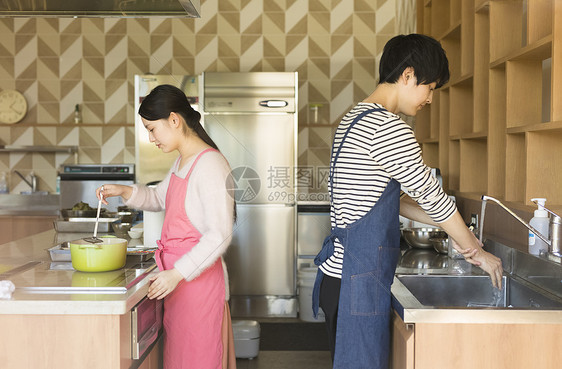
0, 89, 27, 124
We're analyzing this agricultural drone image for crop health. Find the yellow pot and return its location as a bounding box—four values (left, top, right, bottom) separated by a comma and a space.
70, 238, 128, 272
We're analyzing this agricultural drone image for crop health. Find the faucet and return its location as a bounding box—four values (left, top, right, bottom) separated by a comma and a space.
14, 170, 37, 193
481, 195, 562, 263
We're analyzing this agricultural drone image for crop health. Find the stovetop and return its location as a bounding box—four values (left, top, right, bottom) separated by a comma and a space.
8, 260, 156, 294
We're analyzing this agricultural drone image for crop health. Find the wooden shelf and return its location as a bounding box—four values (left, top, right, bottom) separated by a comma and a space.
438, 19, 461, 41
490, 35, 552, 69
417, 0, 561, 206
449, 132, 487, 141
489, 0, 524, 63
418, 137, 439, 144
528, 0, 553, 44
430, 0, 451, 39
526, 130, 562, 204
460, 0, 475, 76
475, 1, 489, 14
449, 78, 473, 136
462, 132, 487, 140
0, 145, 77, 153
421, 142, 439, 168
300, 124, 334, 128
506, 120, 562, 134
451, 73, 473, 86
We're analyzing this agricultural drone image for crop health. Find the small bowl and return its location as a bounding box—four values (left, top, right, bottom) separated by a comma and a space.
128, 229, 143, 239
112, 222, 132, 238
429, 237, 449, 254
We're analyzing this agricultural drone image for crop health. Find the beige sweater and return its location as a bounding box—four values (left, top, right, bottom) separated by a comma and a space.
125, 150, 234, 299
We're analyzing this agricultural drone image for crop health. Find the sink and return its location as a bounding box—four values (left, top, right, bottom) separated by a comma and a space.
0, 193, 60, 216
396, 274, 562, 309
526, 276, 562, 296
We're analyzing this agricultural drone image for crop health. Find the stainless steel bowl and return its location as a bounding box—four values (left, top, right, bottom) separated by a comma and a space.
429, 237, 449, 254
111, 222, 132, 237
401, 227, 447, 249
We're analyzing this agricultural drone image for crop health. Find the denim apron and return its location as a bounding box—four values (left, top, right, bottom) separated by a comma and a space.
312, 108, 401, 369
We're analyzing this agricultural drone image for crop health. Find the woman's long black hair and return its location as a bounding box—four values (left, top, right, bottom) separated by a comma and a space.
138, 84, 219, 150
138, 84, 237, 222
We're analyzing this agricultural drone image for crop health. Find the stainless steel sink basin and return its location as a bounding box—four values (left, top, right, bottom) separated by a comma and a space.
396, 274, 562, 309
0, 193, 60, 216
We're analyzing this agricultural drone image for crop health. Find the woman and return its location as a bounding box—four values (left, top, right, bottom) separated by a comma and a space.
97, 84, 236, 369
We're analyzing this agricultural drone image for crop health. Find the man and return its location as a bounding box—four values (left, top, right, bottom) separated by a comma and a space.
312, 34, 502, 368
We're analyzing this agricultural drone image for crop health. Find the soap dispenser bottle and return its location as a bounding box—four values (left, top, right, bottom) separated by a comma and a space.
528, 198, 549, 255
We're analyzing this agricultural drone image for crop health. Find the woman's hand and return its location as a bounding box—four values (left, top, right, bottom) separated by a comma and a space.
96, 184, 133, 205
147, 268, 184, 300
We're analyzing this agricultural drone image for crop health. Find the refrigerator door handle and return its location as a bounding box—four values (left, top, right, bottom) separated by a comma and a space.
259, 100, 289, 108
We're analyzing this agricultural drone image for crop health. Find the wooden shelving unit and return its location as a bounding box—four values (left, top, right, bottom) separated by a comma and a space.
416, 0, 562, 207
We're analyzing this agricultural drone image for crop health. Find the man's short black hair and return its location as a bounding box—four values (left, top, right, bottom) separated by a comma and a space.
379, 34, 450, 88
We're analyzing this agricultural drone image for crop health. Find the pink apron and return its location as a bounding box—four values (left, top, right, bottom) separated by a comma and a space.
155, 148, 226, 369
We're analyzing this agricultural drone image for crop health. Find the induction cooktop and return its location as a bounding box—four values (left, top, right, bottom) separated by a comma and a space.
10, 261, 156, 294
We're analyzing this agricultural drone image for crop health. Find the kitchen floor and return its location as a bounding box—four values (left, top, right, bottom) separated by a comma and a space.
234, 318, 332, 369
236, 351, 332, 369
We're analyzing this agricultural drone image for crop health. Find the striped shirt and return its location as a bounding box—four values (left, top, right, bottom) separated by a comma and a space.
319, 103, 456, 279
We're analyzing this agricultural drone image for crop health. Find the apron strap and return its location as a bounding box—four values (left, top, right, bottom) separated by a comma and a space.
184, 148, 218, 182
329, 107, 385, 207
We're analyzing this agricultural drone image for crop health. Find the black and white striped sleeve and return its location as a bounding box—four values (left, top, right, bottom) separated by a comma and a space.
370, 117, 456, 223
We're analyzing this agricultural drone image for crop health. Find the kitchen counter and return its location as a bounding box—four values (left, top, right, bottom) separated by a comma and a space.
391, 239, 562, 325
391, 239, 562, 369
0, 229, 155, 315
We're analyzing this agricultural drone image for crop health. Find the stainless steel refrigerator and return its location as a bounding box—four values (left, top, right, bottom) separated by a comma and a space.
202, 72, 298, 317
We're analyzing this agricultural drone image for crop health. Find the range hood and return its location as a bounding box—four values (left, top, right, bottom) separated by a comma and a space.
0, 0, 201, 18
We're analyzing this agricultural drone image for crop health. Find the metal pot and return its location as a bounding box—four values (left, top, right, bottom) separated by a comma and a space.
61, 208, 107, 219
69, 237, 127, 272
401, 227, 447, 249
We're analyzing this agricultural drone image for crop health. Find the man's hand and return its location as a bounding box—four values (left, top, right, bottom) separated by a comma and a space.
451, 238, 481, 266
470, 249, 503, 289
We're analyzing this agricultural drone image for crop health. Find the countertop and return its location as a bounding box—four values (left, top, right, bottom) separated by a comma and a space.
392, 239, 562, 325
2, 229, 561, 326
391, 276, 562, 325
0, 230, 155, 315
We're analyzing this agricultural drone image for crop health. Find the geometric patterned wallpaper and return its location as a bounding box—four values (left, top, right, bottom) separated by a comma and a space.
0, 0, 404, 194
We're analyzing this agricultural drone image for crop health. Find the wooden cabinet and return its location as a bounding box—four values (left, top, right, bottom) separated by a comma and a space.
416, 0, 562, 209
0, 312, 161, 369
391, 310, 562, 369
391, 311, 414, 369
0, 215, 57, 245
